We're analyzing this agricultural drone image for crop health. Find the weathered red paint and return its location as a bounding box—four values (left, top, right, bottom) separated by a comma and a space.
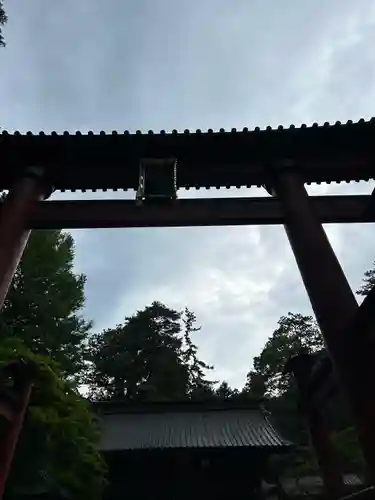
0, 168, 48, 310
0, 380, 33, 499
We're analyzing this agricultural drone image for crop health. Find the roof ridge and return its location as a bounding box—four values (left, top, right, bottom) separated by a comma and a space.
1, 117, 374, 136
93, 399, 264, 415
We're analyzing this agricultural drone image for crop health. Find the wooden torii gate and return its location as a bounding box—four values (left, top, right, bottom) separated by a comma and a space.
0, 120, 374, 498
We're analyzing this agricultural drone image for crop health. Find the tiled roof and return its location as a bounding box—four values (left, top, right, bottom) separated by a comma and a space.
96, 404, 289, 451
0, 118, 374, 191
0, 117, 372, 136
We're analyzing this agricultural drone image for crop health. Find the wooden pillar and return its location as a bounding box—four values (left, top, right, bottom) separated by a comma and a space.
286, 355, 344, 499
0, 168, 51, 499
0, 361, 37, 499
265, 169, 358, 334
0, 380, 33, 499
266, 166, 375, 483
0, 167, 51, 310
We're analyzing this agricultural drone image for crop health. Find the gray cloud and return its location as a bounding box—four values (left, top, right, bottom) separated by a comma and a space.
1, 1, 375, 387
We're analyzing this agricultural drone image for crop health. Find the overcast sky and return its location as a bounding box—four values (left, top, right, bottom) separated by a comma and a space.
1, 0, 375, 388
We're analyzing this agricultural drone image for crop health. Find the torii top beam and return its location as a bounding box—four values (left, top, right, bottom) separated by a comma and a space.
0, 119, 374, 192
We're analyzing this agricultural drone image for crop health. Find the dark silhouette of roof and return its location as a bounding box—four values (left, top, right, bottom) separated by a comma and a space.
1, 118, 374, 191
94, 401, 290, 451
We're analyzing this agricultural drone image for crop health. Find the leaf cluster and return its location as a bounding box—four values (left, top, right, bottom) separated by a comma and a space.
1, 338, 106, 500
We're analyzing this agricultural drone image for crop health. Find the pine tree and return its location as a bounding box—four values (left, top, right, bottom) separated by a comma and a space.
356, 262, 375, 296
86, 302, 214, 401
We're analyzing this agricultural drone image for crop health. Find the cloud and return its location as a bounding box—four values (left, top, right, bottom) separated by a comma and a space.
2, 1, 375, 387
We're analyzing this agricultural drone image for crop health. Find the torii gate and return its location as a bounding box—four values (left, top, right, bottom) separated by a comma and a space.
0, 120, 374, 498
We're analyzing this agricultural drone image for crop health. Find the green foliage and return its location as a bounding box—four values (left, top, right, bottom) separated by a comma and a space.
0, 230, 92, 382
215, 381, 239, 400
245, 313, 324, 397
266, 388, 309, 446
356, 262, 375, 296
243, 314, 325, 475
266, 450, 319, 483
181, 308, 216, 399
332, 426, 365, 473
0, 1, 7, 47
245, 300, 372, 478
86, 302, 215, 401
243, 371, 266, 399
0, 228, 105, 497
0, 338, 106, 500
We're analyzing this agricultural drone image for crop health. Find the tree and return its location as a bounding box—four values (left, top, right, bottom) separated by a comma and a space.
0, 228, 105, 497
245, 260, 375, 478
181, 308, 216, 399
86, 302, 215, 402
1, 337, 106, 500
356, 261, 375, 296
0, 230, 92, 382
244, 310, 369, 475
242, 313, 325, 469
247, 257, 375, 401
244, 371, 266, 400
245, 313, 324, 397
215, 381, 240, 400
0, 1, 7, 47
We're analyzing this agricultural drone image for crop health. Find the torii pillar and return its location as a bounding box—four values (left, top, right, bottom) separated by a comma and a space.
0, 166, 51, 498
265, 165, 375, 483
0, 167, 51, 309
